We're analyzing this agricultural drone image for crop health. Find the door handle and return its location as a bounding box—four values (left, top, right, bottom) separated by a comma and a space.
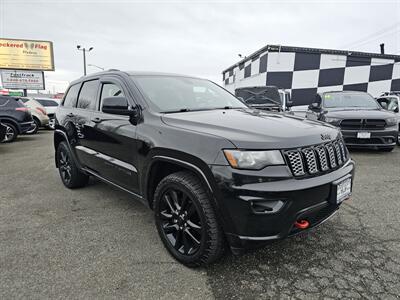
67, 113, 75, 117
91, 117, 102, 123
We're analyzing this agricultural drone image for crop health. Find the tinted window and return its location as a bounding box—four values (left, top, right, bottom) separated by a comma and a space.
36, 99, 59, 107
63, 84, 80, 108
77, 80, 99, 110
100, 83, 125, 107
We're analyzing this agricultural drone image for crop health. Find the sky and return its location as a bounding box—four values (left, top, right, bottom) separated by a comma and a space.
0, 0, 400, 93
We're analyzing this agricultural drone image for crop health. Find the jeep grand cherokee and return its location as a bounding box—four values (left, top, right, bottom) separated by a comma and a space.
54, 70, 355, 267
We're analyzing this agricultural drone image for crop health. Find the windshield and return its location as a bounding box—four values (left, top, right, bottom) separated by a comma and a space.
323, 92, 380, 109
132, 76, 247, 113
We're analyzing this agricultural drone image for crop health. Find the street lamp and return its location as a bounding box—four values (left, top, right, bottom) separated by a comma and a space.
88, 63, 105, 71
77, 45, 94, 76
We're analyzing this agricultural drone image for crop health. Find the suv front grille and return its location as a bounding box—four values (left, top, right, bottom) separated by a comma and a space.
340, 119, 386, 130
284, 139, 348, 177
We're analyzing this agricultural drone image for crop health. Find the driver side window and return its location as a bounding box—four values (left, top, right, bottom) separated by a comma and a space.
100, 83, 125, 109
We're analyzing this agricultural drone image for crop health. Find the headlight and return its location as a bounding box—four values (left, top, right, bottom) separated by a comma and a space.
386, 117, 397, 126
324, 117, 341, 124
223, 150, 285, 169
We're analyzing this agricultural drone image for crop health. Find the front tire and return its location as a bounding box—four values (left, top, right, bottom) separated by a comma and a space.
56, 141, 89, 188
154, 171, 225, 267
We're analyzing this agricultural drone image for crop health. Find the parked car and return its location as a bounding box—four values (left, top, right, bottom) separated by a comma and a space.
54, 71, 354, 267
34, 98, 60, 129
376, 92, 400, 145
306, 91, 398, 152
0, 96, 34, 142
0, 122, 6, 142
235, 86, 287, 111
20, 97, 50, 134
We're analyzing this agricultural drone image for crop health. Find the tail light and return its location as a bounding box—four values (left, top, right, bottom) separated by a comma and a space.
15, 107, 29, 112
36, 107, 47, 115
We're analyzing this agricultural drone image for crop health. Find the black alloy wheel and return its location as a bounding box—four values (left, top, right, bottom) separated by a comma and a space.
58, 147, 72, 185
56, 141, 89, 188
154, 171, 225, 267
159, 188, 203, 256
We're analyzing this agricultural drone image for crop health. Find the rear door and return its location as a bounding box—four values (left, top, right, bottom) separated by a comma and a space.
66, 79, 101, 169
87, 77, 140, 193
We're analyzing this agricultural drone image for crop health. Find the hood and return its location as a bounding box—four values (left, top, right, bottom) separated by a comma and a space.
325, 108, 396, 119
161, 109, 340, 149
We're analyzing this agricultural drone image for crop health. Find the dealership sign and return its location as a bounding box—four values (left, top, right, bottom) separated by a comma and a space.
1, 70, 45, 90
0, 38, 54, 71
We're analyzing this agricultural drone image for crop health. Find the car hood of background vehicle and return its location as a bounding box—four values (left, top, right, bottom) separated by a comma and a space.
326, 108, 396, 119
161, 109, 340, 149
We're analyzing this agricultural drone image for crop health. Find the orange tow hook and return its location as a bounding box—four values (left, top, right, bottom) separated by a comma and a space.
294, 219, 310, 229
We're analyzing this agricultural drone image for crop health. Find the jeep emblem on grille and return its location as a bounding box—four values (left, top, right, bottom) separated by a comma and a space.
321, 133, 331, 140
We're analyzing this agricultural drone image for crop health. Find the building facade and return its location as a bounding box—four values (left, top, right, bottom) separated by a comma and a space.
223, 45, 400, 106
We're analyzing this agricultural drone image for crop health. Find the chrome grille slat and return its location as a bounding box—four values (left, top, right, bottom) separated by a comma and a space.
285, 150, 305, 176
302, 148, 318, 174
315, 145, 329, 171
285, 139, 348, 177
334, 141, 343, 165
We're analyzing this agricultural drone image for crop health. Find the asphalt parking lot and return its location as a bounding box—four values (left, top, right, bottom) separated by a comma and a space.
1, 131, 399, 299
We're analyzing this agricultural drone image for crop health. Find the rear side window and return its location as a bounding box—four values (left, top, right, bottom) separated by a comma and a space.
63, 84, 80, 108
0, 97, 22, 108
77, 80, 99, 110
36, 99, 59, 107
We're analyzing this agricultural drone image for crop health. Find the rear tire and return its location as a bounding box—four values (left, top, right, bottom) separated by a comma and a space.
26, 118, 40, 135
154, 171, 225, 267
56, 141, 89, 188
3, 123, 18, 142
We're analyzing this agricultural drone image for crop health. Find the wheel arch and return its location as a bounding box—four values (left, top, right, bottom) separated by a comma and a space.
54, 129, 82, 169
1, 118, 21, 134
145, 155, 216, 210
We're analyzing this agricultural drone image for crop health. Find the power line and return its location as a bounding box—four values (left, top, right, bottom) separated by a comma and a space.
341, 22, 400, 49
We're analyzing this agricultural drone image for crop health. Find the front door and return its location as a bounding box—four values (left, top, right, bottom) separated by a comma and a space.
87, 78, 140, 194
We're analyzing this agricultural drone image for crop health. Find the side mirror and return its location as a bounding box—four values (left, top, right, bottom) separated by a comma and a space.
380, 102, 388, 110
102, 96, 141, 124
309, 102, 321, 111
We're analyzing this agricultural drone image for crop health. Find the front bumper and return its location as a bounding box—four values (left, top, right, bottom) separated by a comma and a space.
210, 159, 355, 251
341, 127, 397, 148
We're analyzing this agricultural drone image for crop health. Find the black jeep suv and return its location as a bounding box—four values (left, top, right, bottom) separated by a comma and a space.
54, 71, 355, 267
306, 91, 398, 151
0, 96, 34, 142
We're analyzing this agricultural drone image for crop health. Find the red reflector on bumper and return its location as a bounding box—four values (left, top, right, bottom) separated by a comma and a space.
294, 220, 310, 229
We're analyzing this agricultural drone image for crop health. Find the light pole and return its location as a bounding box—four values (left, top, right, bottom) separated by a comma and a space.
88, 63, 105, 71
76, 45, 93, 76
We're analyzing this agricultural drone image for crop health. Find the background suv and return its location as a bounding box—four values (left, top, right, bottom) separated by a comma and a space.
0, 96, 34, 142
306, 91, 398, 151
54, 70, 354, 267
376, 92, 400, 145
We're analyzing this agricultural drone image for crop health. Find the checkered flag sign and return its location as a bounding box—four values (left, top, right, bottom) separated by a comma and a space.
223, 45, 400, 105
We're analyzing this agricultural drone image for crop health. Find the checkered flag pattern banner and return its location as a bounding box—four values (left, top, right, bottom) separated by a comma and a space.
224, 48, 400, 106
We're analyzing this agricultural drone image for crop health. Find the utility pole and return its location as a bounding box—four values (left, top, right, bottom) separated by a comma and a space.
76, 45, 94, 76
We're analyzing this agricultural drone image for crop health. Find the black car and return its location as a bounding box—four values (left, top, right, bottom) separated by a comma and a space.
0, 96, 34, 142
0, 122, 6, 142
306, 91, 398, 151
54, 71, 355, 267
